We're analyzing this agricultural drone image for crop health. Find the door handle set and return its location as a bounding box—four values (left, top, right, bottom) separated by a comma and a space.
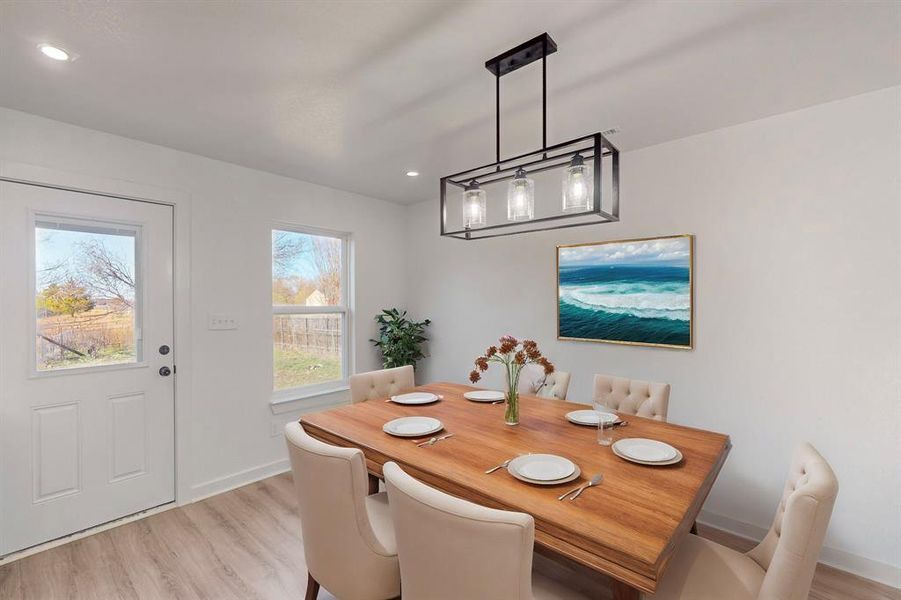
159, 344, 173, 376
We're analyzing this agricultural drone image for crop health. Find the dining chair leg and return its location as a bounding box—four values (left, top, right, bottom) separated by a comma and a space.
368, 473, 380, 495
305, 573, 320, 600
610, 579, 640, 600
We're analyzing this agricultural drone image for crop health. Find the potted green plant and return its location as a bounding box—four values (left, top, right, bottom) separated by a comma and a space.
370, 309, 431, 370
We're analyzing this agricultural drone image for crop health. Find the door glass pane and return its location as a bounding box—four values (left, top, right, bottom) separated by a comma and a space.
273, 314, 343, 390
35, 219, 139, 371
272, 230, 342, 306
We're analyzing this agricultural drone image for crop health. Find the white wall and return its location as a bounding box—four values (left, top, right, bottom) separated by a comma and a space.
0, 106, 408, 499
405, 87, 901, 583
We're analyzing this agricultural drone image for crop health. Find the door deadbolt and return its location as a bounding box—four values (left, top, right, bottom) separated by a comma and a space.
159, 345, 170, 355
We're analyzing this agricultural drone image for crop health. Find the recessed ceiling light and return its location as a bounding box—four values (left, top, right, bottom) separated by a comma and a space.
406, 171, 419, 177
38, 44, 71, 61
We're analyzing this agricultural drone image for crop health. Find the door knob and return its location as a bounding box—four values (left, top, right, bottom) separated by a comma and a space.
159, 366, 172, 377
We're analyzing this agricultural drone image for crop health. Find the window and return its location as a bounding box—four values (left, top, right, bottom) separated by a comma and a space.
272, 227, 350, 396
34, 218, 141, 371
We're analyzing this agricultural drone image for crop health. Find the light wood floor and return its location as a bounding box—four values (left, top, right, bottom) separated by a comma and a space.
0, 472, 896, 600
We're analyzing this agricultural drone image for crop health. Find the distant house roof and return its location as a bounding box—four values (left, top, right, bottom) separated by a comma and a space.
305, 289, 327, 306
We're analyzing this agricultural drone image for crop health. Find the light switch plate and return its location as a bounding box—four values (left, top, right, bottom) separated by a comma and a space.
208, 313, 238, 330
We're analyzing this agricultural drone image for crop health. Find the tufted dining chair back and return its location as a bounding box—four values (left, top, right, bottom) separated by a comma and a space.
592, 374, 670, 421
748, 443, 838, 600
383, 461, 535, 600
284, 422, 400, 600
349, 365, 415, 403
516, 364, 571, 400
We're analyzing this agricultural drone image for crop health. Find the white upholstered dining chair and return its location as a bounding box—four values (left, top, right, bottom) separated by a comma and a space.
517, 363, 571, 400
648, 442, 838, 600
349, 365, 415, 403
592, 374, 670, 421
383, 461, 535, 600
284, 422, 400, 600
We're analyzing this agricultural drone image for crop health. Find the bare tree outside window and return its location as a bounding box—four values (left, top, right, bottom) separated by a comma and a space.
272, 230, 304, 279
272, 230, 341, 306
77, 239, 136, 309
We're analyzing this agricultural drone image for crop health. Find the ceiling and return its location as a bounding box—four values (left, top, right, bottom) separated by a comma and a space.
0, 1, 898, 205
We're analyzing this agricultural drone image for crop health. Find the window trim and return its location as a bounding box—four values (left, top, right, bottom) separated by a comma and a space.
270, 223, 352, 400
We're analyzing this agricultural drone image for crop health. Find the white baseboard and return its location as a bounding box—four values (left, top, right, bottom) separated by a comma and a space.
698, 509, 901, 590
698, 509, 770, 540
189, 458, 291, 503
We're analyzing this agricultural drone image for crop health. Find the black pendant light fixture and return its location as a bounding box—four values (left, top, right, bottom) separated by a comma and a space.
440, 33, 620, 240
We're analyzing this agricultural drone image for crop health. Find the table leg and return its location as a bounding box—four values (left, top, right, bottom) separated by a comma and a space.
368, 473, 380, 495
611, 579, 640, 600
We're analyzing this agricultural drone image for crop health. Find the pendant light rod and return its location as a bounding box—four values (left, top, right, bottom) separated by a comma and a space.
496, 73, 500, 168
542, 35, 547, 158
486, 33, 557, 168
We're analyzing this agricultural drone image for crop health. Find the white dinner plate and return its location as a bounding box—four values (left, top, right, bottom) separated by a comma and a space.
383, 416, 443, 437
612, 443, 683, 466
612, 438, 680, 464
389, 392, 440, 405
508, 454, 575, 482
508, 457, 581, 486
463, 390, 506, 402
565, 410, 619, 426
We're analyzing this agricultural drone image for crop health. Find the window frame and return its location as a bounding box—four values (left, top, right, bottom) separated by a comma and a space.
270, 223, 352, 402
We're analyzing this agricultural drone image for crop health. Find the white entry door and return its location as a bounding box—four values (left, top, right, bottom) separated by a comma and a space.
0, 181, 175, 556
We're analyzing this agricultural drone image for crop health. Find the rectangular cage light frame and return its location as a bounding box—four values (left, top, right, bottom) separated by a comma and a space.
440, 132, 620, 240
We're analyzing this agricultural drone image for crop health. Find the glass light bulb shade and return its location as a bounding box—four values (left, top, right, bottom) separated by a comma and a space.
507, 174, 535, 221
562, 162, 593, 213
462, 188, 486, 228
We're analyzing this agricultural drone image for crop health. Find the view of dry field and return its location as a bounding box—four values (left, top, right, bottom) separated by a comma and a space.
273, 314, 342, 389
36, 305, 135, 369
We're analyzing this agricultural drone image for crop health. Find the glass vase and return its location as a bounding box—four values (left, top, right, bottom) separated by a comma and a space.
504, 390, 519, 425
504, 364, 522, 425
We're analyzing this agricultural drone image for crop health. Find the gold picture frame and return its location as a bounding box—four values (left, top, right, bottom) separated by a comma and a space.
556, 234, 694, 349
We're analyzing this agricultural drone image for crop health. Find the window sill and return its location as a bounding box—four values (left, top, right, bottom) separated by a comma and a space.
270, 385, 350, 414
29, 361, 149, 379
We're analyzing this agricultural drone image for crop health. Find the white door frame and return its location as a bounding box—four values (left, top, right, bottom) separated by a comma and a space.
0, 161, 194, 523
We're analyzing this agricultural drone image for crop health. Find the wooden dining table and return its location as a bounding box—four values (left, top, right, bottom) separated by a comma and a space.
300, 382, 731, 599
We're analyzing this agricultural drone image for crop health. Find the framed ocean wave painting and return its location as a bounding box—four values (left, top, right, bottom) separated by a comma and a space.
557, 235, 693, 349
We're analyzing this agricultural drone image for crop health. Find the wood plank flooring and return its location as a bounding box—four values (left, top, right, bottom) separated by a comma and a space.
0, 472, 896, 600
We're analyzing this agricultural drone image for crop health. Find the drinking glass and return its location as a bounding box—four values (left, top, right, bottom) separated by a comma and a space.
594, 401, 614, 446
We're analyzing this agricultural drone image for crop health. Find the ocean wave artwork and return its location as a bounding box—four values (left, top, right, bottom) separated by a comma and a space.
557, 235, 693, 348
